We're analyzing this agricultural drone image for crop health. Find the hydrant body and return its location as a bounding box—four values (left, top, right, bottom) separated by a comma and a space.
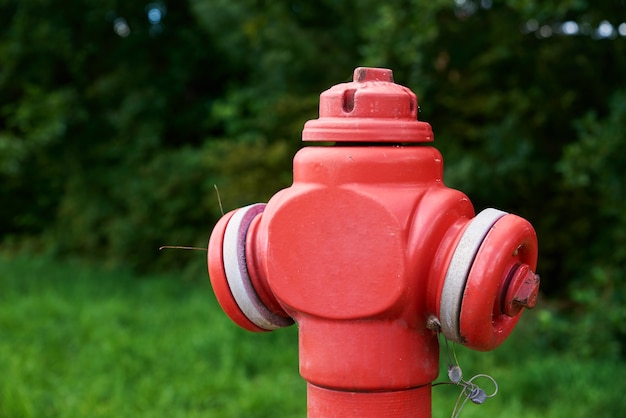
208, 68, 539, 418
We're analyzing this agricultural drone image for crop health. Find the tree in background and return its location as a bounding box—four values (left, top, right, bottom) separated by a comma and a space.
1, 0, 624, 356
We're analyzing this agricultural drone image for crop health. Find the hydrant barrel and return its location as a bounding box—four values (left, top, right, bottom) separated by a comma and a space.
207, 67, 540, 418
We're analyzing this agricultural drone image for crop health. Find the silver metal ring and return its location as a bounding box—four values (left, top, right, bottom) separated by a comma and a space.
223, 203, 293, 330
439, 208, 508, 343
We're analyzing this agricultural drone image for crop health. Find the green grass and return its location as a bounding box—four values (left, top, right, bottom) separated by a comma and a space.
1, 252, 625, 417
0, 253, 303, 418
432, 339, 626, 417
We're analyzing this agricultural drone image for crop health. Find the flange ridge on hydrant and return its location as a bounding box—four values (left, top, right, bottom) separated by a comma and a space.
207, 67, 539, 418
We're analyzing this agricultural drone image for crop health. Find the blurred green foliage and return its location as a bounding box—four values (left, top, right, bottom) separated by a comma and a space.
1, 1, 625, 357
0, 253, 305, 418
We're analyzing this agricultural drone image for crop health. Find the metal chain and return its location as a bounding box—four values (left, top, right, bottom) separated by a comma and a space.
428, 316, 499, 418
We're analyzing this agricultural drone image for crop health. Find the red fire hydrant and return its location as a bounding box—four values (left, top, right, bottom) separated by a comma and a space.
208, 68, 539, 417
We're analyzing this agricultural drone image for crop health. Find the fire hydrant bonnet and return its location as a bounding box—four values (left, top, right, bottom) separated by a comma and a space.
302, 67, 434, 143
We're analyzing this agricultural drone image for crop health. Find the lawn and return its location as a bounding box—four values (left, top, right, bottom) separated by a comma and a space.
1, 252, 624, 417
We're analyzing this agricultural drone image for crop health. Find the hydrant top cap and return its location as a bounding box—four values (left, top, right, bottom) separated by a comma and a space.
302, 67, 434, 143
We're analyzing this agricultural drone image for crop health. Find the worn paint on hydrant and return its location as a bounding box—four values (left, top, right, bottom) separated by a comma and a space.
207, 68, 539, 418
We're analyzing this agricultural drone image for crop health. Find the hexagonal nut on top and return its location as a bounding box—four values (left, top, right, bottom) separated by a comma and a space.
354, 67, 394, 82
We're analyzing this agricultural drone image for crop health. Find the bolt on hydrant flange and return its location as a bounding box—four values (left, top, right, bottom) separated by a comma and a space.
207, 67, 540, 418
